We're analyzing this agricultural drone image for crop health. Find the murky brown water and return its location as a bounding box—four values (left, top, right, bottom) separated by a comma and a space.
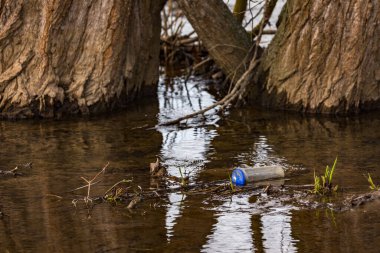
1, 76, 380, 252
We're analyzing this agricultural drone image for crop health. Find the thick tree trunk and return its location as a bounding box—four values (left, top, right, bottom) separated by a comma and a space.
0, 0, 163, 119
256, 0, 380, 113
176, 0, 251, 81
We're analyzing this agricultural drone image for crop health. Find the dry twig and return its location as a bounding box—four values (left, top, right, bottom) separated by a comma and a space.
79, 162, 109, 206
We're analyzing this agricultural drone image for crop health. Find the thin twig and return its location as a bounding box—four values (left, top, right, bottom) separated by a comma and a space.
68, 180, 102, 193
249, 0, 278, 37
104, 179, 133, 196
45, 194, 63, 200
79, 162, 110, 204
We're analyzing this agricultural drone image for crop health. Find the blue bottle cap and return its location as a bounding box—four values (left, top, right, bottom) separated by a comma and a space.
231, 168, 246, 186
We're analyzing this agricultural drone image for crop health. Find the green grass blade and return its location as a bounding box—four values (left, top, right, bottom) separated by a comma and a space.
324, 165, 329, 180
367, 173, 378, 190
329, 157, 337, 184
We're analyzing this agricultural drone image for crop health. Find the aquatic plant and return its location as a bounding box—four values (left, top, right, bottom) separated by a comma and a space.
311, 157, 338, 195
323, 157, 337, 189
367, 173, 380, 191
313, 170, 322, 194
104, 179, 132, 203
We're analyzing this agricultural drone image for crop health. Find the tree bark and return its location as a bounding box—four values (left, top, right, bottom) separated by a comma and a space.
0, 0, 163, 119
176, 0, 251, 82
256, 0, 380, 113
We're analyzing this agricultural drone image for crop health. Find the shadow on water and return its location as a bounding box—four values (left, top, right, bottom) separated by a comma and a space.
0, 75, 380, 252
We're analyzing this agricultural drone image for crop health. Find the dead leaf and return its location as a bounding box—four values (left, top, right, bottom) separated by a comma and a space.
150, 158, 160, 174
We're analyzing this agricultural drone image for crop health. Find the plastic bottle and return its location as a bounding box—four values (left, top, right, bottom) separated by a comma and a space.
231, 165, 285, 186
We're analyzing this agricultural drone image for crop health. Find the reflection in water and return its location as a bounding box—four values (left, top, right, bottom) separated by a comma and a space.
166, 193, 186, 241
157, 77, 219, 242
202, 195, 254, 252
236, 135, 288, 167
249, 136, 297, 253
157, 77, 219, 178
202, 199, 297, 253
157, 76, 219, 125
261, 207, 298, 253
160, 127, 217, 178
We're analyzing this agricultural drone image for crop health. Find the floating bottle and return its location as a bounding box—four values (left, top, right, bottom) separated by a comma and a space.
231, 165, 285, 186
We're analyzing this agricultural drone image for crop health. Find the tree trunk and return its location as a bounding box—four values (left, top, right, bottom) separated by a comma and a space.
0, 0, 163, 119
256, 0, 380, 113
176, 0, 251, 82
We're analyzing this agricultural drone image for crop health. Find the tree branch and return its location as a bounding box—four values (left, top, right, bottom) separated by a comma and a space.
249, 0, 278, 37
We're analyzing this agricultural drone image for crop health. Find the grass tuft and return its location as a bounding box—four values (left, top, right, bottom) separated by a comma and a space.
311, 157, 338, 195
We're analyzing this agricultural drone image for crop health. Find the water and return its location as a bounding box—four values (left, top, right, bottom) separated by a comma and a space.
1, 75, 380, 252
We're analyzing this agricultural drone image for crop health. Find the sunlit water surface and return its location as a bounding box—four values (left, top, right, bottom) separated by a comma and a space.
0, 76, 380, 252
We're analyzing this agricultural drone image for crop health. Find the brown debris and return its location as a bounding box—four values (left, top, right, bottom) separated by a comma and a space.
345, 191, 380, 208
150, 158, 160, 174
127, 196, 142, 209
150, 158, 167, 177
0, 162, 32, 177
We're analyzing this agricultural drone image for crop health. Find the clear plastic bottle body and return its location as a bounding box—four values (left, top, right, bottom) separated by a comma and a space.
231, 165, 285, 186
